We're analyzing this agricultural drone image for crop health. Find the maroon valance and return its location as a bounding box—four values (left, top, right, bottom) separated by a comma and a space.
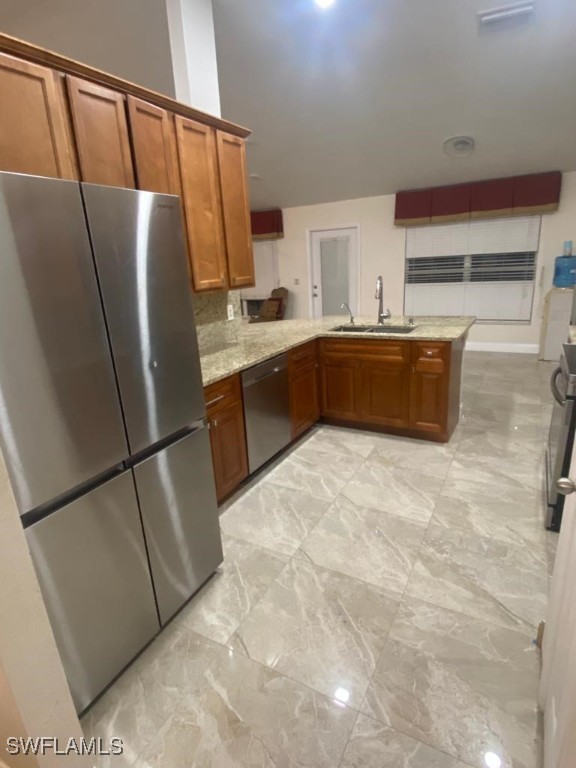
395, 171, 562, 226
250, 208, 284, 240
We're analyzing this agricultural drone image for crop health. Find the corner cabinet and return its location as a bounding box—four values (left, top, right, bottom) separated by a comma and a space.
0, 52, 78, 180
216, 132, 255, 288
174, 117, 255, 293
175, 117, 228, 292
204, 374, 249, 503
288, 341, 320, 439
320, 337, 463, 442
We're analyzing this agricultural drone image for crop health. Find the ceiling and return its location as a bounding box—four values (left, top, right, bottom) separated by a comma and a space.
212, 0, 576, 210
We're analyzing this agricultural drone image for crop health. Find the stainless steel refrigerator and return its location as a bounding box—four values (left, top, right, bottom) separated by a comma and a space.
0, 171, 222, 713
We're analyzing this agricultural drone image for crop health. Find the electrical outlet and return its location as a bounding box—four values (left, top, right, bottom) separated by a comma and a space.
227, 303, 234, 321
294, 278, 300, 285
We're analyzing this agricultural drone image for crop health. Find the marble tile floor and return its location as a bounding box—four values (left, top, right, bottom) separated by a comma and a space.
83, 352, 557, 768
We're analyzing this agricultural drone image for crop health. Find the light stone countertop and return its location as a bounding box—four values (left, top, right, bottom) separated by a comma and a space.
199, 315, 475, 387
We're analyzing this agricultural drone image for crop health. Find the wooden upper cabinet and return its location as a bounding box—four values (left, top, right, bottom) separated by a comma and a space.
66, 75, 135, 188
175, 116, 227, 292
127, 96, 181, 195
0, 52, 77, 179
216, 131, 255, 288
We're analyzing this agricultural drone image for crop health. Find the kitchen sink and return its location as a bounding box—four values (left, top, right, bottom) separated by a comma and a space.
330, 325, 416, 334
365, 326, 415, 334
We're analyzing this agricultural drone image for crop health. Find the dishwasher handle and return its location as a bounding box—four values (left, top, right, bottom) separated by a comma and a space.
551, 366, 566, 407
253, 366, 282, 383
242, 354, 288, 388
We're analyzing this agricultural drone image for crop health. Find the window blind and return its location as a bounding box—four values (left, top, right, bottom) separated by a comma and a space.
404, 217, 541, 323
406, 216, 541, 259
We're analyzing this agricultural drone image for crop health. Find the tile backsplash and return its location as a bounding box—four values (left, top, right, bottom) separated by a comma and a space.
193, 291, 242, 352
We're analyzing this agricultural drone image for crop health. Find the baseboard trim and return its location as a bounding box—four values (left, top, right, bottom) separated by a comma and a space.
465, 341, 539, 354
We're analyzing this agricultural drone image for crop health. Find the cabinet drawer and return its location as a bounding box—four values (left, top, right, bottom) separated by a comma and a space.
412, 342, 448, 372
204, 373, 242, 415
321, 338, 410, 365
289, 340, 317, 371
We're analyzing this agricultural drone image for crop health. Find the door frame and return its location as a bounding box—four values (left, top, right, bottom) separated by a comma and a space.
307, 226, 360, 319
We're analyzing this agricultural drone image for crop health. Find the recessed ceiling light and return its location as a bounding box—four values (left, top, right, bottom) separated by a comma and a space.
249, 173, 262, 180
315, 0, 336, 8
443, 135, 476, 157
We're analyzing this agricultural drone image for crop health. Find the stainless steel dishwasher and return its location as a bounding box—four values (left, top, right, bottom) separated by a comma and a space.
242, 353, 291, 473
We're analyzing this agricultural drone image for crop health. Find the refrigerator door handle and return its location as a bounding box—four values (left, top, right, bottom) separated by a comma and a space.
551, 367, 566, 407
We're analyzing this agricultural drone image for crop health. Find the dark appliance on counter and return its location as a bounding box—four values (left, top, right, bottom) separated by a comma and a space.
546, 343, 576, 531
0, 172, 222, 712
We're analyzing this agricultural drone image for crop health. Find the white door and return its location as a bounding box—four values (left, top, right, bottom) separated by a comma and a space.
310, 228, 358, 319
540, 444, 576, 768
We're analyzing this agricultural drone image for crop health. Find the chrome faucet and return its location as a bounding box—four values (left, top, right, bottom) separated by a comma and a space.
341, 302, 354, 325
375, 276, 391, 324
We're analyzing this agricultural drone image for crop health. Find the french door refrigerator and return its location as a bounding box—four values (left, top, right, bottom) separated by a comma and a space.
0, 172, 222, 713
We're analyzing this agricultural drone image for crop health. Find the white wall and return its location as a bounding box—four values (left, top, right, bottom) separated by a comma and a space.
278, 171, 576, 351
166, 0, 221, 115
0, 0, 176, 96
279, 194, 405, 321
0, 453, 87, 767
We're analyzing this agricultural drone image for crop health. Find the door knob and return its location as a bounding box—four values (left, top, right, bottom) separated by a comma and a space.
556, 477, 576, 495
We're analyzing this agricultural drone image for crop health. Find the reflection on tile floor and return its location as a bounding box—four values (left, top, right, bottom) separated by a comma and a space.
83, 352, 554, 768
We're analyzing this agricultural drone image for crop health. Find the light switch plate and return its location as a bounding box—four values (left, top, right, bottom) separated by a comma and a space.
227, 303, 234, 321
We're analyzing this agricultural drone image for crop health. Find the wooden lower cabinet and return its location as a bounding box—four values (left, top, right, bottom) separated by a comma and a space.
408, 342, 449, 434
360, 350, 411, 428
288, 342, 320, 438
205, 374, 248, 503
321, 357, 359, 421
320, 338, 459, 442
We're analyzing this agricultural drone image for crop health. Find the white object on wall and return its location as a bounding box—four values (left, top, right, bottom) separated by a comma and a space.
539, 288, 574, 360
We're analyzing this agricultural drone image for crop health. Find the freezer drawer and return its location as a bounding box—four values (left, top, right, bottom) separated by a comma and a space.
133, 427, 223, 625
25, 472, 159, 713
0, 172, 128, 515
81, 184, 206, 454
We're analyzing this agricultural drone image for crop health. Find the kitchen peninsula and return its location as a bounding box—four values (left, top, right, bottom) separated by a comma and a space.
200, 315, 474, 502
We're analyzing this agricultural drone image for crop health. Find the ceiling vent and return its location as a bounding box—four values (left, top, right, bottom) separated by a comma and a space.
443, 136, 475, 158
478, 1, 535, 25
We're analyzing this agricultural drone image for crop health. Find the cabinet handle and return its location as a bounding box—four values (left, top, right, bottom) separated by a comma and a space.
206, 394, 225, 407
213, 418, 218, 428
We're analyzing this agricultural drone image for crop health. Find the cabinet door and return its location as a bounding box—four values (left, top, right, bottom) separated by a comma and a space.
127, 96, 181, 195
290, 361, 320, 439
409, 343, 448, 433
0, 53, 77, 179
66, 75, 135, 187
360, 358, 410, 428
216, 131, 255, 289
208, 401, 248, 502
175, 116, 228, 292
321, 356, 359, 421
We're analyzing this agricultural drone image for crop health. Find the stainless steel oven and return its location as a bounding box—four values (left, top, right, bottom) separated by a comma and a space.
546, 344, 576, 531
